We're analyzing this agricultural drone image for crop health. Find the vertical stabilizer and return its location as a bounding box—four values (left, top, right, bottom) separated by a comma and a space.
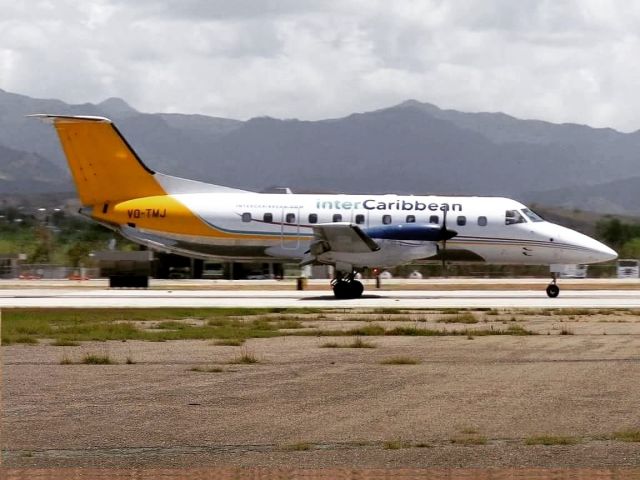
31, 115, 166, 205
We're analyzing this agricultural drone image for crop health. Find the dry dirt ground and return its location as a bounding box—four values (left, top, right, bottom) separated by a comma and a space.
3, 308, 640, 471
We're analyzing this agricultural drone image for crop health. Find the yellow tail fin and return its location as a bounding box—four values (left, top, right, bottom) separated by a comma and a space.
32, 115, 166, 205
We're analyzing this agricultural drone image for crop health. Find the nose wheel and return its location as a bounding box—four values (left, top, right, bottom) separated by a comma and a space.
546, 273, 560, 298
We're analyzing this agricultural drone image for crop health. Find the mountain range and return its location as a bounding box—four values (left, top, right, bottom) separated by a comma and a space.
0, 88, 639, 215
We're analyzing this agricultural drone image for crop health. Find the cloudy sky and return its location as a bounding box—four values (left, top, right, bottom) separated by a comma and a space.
2, 0, 640, 130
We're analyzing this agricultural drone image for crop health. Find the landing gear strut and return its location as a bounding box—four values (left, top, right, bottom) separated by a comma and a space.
332, 271, 364, 299
546, 273, 560, 298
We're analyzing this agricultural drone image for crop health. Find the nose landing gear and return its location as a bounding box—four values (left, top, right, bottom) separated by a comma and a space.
332, 271, 364, 299
546, 273, 560, 298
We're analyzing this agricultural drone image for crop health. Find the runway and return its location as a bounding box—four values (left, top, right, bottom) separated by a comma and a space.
1, 287, 640, 308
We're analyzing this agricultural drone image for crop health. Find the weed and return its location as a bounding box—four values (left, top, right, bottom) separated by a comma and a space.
60, 354, 73, 365
560, 328, 574, 335
525, 436, 579, 445
228, 348, 259, 364
81, 354, 114, 365
380, 356, 420, 365
460, 427, 479, 435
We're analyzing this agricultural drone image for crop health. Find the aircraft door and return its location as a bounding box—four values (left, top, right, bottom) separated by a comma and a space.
281, 208, 300, 249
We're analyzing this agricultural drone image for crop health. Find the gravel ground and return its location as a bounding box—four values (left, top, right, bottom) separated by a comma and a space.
3, 311, 640, 470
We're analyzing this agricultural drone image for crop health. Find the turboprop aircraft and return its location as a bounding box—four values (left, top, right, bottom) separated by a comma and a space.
33, 114, 617, 299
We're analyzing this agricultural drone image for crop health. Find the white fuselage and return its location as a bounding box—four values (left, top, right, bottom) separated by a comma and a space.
121, 192, 617, 268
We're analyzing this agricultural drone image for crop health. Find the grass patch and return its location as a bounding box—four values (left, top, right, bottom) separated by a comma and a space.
81, 354, 115, 365
346, 324, 386, 336
6, 335, 38, 345
437, 312, 478, 324
51, 339, 80, 346
383, 440, 411, 450
228, 348, 259, 364
320, 337, 376, 348
190, 366, 224, 373
451, 436, 487, 445
213, 338, 245, 346
282, 442, 312, 451
525, 435, 579, 446
380, 356, 420, 365
1, 307, 317, 345
612, 430, 640, 442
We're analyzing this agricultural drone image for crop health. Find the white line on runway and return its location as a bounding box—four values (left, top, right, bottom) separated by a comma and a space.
0, 289, 639, 308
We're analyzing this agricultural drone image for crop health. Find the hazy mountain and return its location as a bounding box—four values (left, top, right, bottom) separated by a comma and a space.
0, 88, 639, 214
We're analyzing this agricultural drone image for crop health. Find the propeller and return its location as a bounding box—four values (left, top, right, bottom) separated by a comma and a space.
440, 208, 450, 273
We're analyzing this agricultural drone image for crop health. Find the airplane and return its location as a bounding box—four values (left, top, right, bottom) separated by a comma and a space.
32, 114, 617, 299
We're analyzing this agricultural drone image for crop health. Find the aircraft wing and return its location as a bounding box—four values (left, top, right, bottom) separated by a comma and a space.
307, 223, 380, 259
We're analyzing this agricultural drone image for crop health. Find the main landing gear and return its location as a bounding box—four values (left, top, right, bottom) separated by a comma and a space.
332, 271, 364, 299
546, 273, 560, 298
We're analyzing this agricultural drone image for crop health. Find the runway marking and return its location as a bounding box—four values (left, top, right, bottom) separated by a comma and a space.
1, 289, 640, 308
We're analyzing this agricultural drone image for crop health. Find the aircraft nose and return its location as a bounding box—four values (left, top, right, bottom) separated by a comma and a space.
590, 241, 618, 263
563, 228, 618, 263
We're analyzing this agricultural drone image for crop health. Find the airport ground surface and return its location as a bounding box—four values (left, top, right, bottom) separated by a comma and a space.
2, 303, 640, 472
2, 278, 640, 308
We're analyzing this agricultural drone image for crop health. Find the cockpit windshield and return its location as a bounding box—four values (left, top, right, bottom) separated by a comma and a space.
505, 210, 526, 225
521, 208, 544, 222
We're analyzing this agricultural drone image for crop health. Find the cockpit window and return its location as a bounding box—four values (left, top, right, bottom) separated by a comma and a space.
505, 210, 526, 225
521, 208, 544, 222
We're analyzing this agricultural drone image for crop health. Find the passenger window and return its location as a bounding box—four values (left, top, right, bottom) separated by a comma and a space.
263, 213, 273, 223
457, 216, 466, 226
285, 213, 295, 224
505, 210, 526, 225
382, 215, 392, 225
333, 214, 342, 222
308, 213, 318, 224
355, 214, 365, 225
241, 212, 251, 223
429, 215, 439, 224
478, 216, 487, 226
406, 215, 415, 223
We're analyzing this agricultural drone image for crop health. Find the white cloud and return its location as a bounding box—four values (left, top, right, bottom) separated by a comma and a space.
1, 0, 640, 131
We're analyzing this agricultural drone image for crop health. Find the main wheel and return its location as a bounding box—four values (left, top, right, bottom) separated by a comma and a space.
333, 281, 350, 299
350, 280, 364, 298
546, 284, 560, 298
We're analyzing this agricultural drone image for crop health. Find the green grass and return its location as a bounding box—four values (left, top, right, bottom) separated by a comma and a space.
525, 435, 579, 446
380, 356, 420, 365
1, 308, 538, 346
1, 308, 314, 345
612, 430, 640, 442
